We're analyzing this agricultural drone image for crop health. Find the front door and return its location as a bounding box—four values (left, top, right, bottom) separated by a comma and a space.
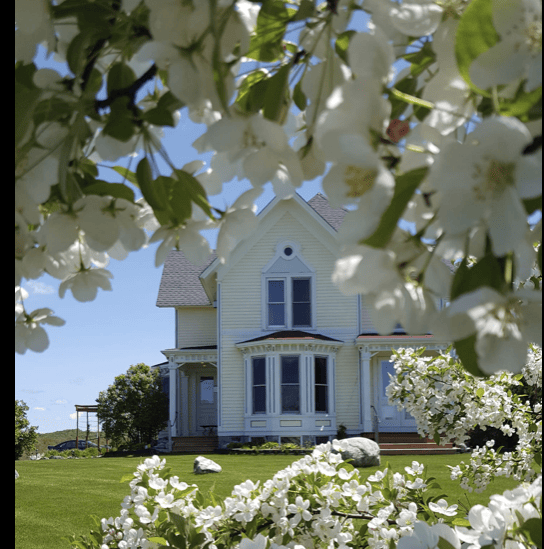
377, 360, 417, 431
197, 376, 217, 434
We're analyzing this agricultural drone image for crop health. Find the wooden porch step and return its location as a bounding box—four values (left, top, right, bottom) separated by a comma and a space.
172, 436, 218, 453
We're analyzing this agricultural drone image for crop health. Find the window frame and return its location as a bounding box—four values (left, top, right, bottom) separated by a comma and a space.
314, 355, 328, 414
264, 275, 314, 330
252, 356, 267, 414
280, 355, 300, 414
267, 278, 287, 329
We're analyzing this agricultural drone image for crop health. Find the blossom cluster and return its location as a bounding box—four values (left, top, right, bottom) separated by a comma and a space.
15, 0, 542, 375
69, 444, 542, 549
386, 346, 542, 492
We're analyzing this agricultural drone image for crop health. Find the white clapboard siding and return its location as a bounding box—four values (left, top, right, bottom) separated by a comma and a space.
334, 345, 361, 430
176, 307, 217, 348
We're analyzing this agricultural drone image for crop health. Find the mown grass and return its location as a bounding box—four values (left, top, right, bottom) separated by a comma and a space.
15, 453, 526, 549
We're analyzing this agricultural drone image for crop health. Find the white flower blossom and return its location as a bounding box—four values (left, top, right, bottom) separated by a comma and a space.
470, 0, 542, 91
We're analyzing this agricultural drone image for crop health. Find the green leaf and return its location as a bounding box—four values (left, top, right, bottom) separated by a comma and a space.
455, 0, 500, 96
33, 97, 74, 127
148, 537, 169, 546
235, 69, 269, 114
157, 91, 185, 113
112, 165, 139, 186
293, 81, 307, 111
136, 157, 163, 212
523, 195, 542, 216
247, 0, 290, 62
290, 0, 315, 21
433, 432, 441, 446
450, 254, 507, 301
173, 169, 212, 219
83, 181, 136, 202
107, 63, 137, 96
263, 64, 290, 122
142, 106, 175, 127
499, 85, 542, 118
403, 42, 436, 78
102, 96, 136, 142
120, 473, 134, 483
362, 167, 428, 249
437, 538, 459, 549
15, 64, 41, 148
66, 28, 108, 77
454, 335, 487, 377
476, 387, 485, 398
452, 517, 471, 527
520, 517, 542, 548
335, 30, 356, 65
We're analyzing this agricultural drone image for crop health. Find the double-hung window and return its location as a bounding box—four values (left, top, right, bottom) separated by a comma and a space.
314, 356, 328, 413
292, 278, 311, 327
252, 357, 266, 414
266, 277, 312, 329
281, 356, 300, 413
267, 280, 285, 327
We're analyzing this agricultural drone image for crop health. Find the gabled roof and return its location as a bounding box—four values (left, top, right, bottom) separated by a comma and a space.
307, 193, 347, 230
156, 251, 217, 307
156, 193, 347, 308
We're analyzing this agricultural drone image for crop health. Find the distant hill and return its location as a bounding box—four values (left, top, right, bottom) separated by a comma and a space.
27, 429, 108, 457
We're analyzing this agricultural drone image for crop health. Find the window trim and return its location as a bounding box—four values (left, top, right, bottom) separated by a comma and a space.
264, 275, 315, 330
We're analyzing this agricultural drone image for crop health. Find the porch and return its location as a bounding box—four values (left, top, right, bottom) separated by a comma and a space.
161, 347, 218, 449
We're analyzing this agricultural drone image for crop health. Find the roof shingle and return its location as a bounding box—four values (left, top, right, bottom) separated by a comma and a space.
156, 251, 216, 307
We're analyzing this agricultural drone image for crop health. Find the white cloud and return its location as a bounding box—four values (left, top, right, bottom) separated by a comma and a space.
69, 412, 84, 420
55, 399, 68, 404
25, 280, 56, 295
34, 407, 46, 411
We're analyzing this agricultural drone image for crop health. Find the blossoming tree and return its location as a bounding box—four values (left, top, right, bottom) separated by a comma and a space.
15, 0, 542, 547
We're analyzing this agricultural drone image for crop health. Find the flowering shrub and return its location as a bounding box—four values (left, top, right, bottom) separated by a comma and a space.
387, 346, 542, 493
68, 445, 542, 549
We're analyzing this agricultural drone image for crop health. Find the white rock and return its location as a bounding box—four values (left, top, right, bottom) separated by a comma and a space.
194, 455, 222, 474
335, 437, 380, 467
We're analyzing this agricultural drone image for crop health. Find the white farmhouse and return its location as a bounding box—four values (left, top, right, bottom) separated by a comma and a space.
154, 192, 449, 452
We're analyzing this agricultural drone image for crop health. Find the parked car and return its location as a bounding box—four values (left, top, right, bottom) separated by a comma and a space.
47, 440, 99, 451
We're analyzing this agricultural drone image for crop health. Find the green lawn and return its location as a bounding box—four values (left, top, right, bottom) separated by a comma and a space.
15, 453, 526, 549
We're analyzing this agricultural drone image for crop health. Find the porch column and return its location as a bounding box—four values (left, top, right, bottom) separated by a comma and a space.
180, 371, 190, 436
359, 349, 373, 433
168, 361, 178, 438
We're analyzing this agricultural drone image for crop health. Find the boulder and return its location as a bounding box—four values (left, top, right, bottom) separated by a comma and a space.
15, 470, 19, 480
334, 437, 380, 467
194, 456, 222, 474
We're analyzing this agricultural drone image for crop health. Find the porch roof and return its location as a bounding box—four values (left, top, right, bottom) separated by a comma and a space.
237, 330, 343, 344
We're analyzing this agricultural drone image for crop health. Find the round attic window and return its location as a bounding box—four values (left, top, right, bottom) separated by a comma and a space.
283, 246, 293, 257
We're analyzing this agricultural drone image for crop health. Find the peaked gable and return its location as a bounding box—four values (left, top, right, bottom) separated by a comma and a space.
156, 193, 346, 308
